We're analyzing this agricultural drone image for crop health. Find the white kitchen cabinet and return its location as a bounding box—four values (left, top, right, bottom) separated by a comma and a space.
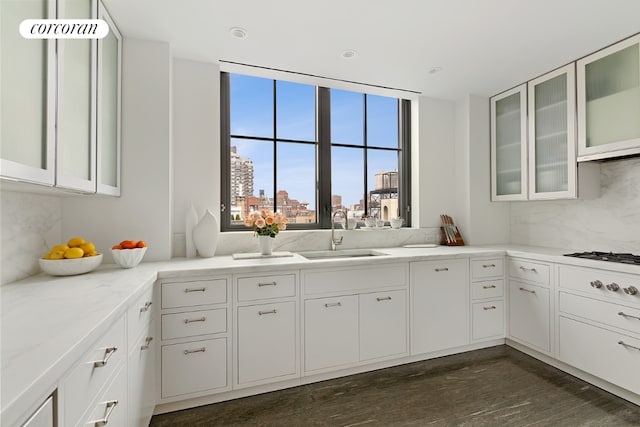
0, 0, 56, 185
96, 1, 122, 195
55, 0, 96, 192
508, 280, 551, 353
577, 33, 640, 161
472, 301, 505, 341
359, 290, 407, 361
411, 259, 469, 354
491, 84, 528, 201
470, 257, 505, 341
528, 64, 577, 199
21, 396, 53, 427
304, 295, 359, 372
80, 363, 127, 427
237, 301, 297, 385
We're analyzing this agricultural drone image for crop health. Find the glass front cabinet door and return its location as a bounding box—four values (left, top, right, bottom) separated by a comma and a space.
528, 64, 577, 199
577, 33, 640, 161
491, 84, 527, 201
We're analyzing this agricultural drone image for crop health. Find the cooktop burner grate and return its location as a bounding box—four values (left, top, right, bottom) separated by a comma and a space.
564, 251, 640, 265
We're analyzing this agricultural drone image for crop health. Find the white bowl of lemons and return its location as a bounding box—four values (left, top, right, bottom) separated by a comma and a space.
39, 237, 103, 276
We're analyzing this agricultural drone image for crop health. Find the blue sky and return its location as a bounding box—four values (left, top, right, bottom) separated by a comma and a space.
230, 73, 399, 210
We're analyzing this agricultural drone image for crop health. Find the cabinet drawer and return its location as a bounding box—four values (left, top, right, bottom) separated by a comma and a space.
509, 258, 550, 286
80, 364, 127, 427
559, 265, 640, 304
508, 281, 551, 353
237, 274, 296, 302
471, 258, 504, 279
161, 338, 228, 398
303, 263, 407, 295
359, 290, 407, 361
472, 300, 505, 340
162, 308, 227, 340
64, 315, 126, 427
161, 278, 227, 309
559, 292, 640, 335
559, 316, 640, 395
471, 279, 504, 300
127, 285, 154, 348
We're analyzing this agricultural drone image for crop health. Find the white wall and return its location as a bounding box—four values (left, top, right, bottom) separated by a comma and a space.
62, 38, 173, 262
172, 59, 220, 257
511, 157, 640, 252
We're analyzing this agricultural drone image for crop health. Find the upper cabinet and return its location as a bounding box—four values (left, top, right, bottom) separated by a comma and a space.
0, 0, 121, 195
491, 84, 528, 201
0, 0, 56, 185
577, 33, 640, 161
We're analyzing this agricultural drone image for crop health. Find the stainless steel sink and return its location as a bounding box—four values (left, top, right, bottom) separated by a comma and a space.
298, 249, 387, 260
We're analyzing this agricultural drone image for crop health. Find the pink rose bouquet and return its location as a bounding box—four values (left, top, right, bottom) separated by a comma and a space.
244, 209, 288, 238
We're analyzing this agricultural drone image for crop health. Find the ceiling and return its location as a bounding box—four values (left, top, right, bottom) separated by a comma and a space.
102, 0, 640, 100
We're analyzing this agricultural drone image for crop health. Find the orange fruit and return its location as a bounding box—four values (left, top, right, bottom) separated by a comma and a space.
120, 240, 137, 249
136, 240, 147, 248
112, 245, 122, 250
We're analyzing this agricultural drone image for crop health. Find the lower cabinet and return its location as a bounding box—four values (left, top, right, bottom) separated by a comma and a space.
81, 364, 127, 427
472, 300, 505, 340
411, 259, 469, 354
359, 290, 407, 361
508, 280, 551, 353
128, 331, 156, 427
22, 396, 53, 427
237, 301, 297, 385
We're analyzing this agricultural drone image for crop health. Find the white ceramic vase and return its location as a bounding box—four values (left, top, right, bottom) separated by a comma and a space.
258, 235, 274, 256
192, 209, 219, 258
185, 202, 198, 258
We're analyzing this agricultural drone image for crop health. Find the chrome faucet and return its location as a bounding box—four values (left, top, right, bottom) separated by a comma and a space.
331, 209, 348, 251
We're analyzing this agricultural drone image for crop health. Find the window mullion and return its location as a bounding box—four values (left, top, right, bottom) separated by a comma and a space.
317, 87, 332, 228
363, 93, 368, 217
272, 80, 278, 214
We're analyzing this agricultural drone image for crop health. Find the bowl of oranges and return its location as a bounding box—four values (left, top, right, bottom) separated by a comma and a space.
112, 240, 147, 268
39, 237, 103, 276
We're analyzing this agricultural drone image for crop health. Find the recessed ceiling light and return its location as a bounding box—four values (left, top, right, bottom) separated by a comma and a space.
428, 66, 443, 74
230, 27, 248, 39
341, 49, 357, 59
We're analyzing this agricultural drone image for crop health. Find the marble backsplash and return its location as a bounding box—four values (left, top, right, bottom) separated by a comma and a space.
1, 190, 62, 285
510, 157, 640, 253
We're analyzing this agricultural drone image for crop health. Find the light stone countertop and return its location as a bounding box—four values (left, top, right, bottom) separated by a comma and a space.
1, 244, 639, 425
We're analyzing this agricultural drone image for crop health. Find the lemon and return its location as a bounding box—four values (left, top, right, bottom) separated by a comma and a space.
67, 237, 85, 248
83, 251, 98, 257
42, 253, 52, 260
80, 242, 95, 254
51, 244, 69, 252
64, 247, 84, 259
50, 250, 65, 260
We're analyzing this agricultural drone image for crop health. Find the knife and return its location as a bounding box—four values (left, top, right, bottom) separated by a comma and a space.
441, 215, 453, 244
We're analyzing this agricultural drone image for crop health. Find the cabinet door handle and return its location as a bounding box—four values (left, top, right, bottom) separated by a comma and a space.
258, 309, 277, 315
435, 268, 449, 272
618, 341, 640, 351
483, 306, 496, 310
376, 296, 392, 302
93, 346, 118, 367
140, 337, 154, 351
184, 316, 206, 324
482, 264, 496, 268
258, 281, 277, 287
140, 301, 153, 313
519, 287, 536, 294
618, 311, 640, 321
184, 287, 206, 293
324, 302, 342, 308
184, 347, 206, 355
483, 285, 496, 289
519, 266, 537, 273
90, 399, 118, 426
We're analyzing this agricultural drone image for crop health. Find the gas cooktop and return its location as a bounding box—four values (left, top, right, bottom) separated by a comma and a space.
564, 251, 640, 265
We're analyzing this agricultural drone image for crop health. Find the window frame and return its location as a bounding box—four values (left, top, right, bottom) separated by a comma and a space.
220, 71, 411, 231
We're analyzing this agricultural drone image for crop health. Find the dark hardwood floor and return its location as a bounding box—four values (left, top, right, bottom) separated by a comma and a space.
150, 345, 640, 426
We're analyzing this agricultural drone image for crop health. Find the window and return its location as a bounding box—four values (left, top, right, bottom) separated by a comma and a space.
220, 72, 411, 231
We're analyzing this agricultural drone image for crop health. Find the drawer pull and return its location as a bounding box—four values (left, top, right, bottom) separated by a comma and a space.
519, 266, 537, 273
376, 296, 392, 302
91, 399, 118, 426
435, 268, 449, 272
258, 281, 277, 287
324, 302, 342, 308
618, 341, 640, 351
93, 346, 118, 367
590, 280, 603, 289
184, 287, 206, 293
606, 282, 620, 292
140, 301, 153, 312
184, 347, 206, 355
623, 286, 638, 295
483, 306, 496, 310
482, 264, 496, 268
140, 337, 153, 350
482, 285, 497, 289
258, 309, 277, 315
519, 287, 536, 294
618, 311, 640, 321
184, 316, 206, 324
